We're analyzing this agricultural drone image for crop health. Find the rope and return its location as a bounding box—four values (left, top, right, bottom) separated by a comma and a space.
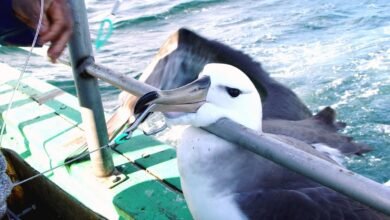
95, 18, 113, 50
0, 0, 45, 146
94, 0, 122, 50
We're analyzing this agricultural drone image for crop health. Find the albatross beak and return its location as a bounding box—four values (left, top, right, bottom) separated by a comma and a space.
134, 75, 211, 115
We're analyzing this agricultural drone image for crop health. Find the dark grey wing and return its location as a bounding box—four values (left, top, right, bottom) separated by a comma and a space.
235, 187, 388, 220
263, 107, 372, 155
142, 28, 312, 120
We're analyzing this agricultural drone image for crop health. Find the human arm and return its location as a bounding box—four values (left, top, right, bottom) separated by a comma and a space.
0, 0, 73, 62
0, 0, 36, 46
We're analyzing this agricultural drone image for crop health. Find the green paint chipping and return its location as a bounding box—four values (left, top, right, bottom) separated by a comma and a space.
113, 163, 191, 220
115, 131, 182, 190
66, 151, 192, 220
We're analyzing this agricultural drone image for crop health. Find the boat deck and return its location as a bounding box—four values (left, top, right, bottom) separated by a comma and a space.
0, 63, 191, 219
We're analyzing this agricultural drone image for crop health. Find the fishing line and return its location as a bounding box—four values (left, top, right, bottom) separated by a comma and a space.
0, 0, 151, 190
0, 0, 45, 146
11, 104, 160, 187
11, 143, 111, 187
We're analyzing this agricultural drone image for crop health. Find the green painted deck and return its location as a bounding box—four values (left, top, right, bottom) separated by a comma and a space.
0, 63, 192, 219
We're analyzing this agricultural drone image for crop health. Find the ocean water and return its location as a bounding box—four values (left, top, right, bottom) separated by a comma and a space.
0, 0, 389, 183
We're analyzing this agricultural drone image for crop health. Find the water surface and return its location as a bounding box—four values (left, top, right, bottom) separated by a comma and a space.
0, 0, 389, 182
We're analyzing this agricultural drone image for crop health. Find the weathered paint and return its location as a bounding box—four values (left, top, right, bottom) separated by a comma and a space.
115, 131, 182, 190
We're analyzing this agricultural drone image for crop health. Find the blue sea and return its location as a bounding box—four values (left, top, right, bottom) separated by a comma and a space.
0, 0, 389, 183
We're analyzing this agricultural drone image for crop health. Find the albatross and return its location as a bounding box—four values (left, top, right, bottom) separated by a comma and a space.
66, 29, 370, 165
107, 28, 370, 156
134, 63, 388, 220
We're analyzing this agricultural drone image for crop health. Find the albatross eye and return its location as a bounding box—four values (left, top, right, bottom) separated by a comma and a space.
226, 87, 242, 98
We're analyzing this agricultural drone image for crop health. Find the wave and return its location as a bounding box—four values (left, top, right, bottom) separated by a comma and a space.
114, 0, 224, 29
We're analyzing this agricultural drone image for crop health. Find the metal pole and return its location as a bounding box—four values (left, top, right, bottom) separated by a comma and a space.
83, 64, 390, 214
68, 0, 114, 177
86, 63, 155, 96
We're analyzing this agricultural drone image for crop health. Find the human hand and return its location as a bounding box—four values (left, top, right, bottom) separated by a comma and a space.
12, 0, 73, 62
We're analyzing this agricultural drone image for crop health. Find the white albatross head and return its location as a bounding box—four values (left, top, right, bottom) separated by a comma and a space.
134, 63, 263, 131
